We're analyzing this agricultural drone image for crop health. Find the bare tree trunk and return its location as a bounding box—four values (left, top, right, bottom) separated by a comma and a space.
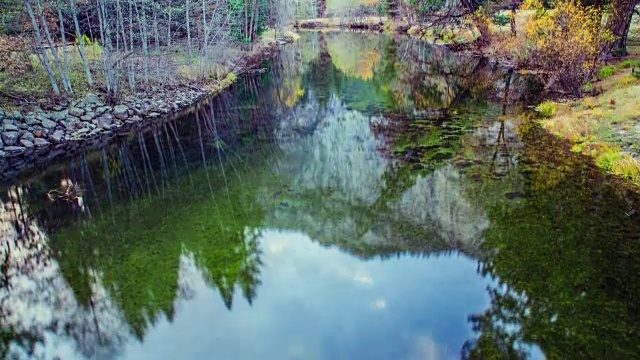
116, 0, 132, 90
244, 0, 249, 39
186, 0, 193, 76
97, 0, 119, 103
35, 0, 73, 94
128, 0, 135, 88
57, 3, 70, 83
153, 5, 160, 82
201, 0, 208, 76
135, 1, 150, 85
23, 0, 60, 94
165, 5, 172, 82
607, 0, 637, 56
250, 0, 259, 42
69, 0, 93, 86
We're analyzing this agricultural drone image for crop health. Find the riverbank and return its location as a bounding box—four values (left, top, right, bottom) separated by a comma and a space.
539, 57, 640, 186
0, 30, 297, 174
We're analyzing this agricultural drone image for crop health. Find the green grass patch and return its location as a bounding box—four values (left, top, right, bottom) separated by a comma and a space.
617, 59, 640, 69
598, 65, 616, 79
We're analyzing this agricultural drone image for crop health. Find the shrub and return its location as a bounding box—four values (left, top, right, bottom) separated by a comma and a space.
535, 101, 556, 117
521, 0, 543, 10
598, 65, 616, 78
524, 1, 615, 95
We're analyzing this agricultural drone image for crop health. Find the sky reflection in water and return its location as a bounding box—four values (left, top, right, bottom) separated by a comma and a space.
123, 230, 490, 360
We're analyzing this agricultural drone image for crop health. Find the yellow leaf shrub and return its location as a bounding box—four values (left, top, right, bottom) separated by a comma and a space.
524, 1, 614, 95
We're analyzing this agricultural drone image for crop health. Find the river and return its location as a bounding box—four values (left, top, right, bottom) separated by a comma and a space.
1, 32, 639, 360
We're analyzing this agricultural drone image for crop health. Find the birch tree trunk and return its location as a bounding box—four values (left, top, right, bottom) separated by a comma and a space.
35, 0, 72, 94
201, 0, 208, 76
165, 6, 172, 82
128, 0, 135, 87
69, 0, 93, 86
23, 0, 60, 94
186, 0, 193, 76
57, 3, 70, 83
135, 1, 150, 84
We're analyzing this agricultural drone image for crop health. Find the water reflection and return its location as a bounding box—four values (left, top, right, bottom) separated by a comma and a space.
1, 31, 639, 359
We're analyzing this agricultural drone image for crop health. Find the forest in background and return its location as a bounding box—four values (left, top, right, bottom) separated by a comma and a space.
0, 0, 321, 103
1, 0, 638, 103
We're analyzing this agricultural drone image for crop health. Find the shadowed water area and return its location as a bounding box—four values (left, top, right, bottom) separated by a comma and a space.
1, 32, 640, 359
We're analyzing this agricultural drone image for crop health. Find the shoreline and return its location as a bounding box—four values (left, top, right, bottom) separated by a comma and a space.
0, 38, 293, 180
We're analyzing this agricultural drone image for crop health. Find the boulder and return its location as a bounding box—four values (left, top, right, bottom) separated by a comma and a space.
68, 107, 85, 117
41, 119, 57, 129
25, 115, 40, 126
84, 93, 102, 106
34, 138, 50, 147
74, 128, 90, 136
4, 124, 18, 132
98, 115, 113, 129
148, 112, 161, 118
80, 113, 95, 122
50, 130, 65, 143
113, 105, 129, 120
50, 111, 67, 122
95, 106, 108, 115
10, 110, 21, 119
19, 139, 34, 148
4, 146, 25, 153
21, 132, 34, 142
2, 131, 19, 146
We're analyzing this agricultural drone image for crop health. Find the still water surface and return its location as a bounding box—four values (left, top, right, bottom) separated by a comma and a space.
1, 32, 639, 359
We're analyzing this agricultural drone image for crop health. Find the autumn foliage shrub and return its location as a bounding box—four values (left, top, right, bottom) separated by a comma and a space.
524, 1, 614, 95
0, 35, 32, 76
